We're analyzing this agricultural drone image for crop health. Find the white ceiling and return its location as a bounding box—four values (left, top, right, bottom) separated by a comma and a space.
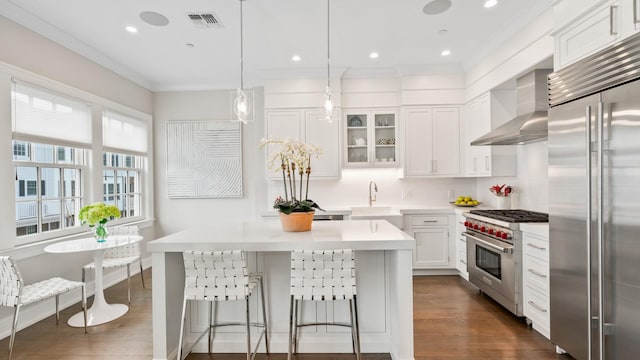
0, 0, 552, 91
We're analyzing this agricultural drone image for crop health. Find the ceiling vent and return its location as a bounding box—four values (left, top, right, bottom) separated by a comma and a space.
187, 12, 223, 28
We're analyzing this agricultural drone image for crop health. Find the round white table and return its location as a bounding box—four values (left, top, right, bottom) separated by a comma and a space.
44, 234, 143, 327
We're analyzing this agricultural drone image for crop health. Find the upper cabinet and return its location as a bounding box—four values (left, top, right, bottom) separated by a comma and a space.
344, 109, 398, 167
265, 109, 341, 180
404, 106, 461, 177
464, 91, 517, 177
554, 0, 640, 69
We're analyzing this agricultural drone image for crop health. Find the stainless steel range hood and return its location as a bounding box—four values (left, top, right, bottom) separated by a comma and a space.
471, 69, 552, 146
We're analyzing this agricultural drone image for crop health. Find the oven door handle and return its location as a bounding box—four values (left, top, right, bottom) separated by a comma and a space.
463, 232, 513, 254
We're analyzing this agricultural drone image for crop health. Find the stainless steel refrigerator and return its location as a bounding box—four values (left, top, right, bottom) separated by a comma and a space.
548, 34, 640, 360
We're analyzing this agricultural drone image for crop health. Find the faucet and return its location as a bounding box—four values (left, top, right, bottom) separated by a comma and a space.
369, 181, 378, 207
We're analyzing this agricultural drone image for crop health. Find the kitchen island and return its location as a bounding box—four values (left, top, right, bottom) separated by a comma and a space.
147, 220, 415, 360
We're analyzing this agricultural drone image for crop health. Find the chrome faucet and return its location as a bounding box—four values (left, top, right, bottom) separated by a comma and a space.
369, 181, 378, 207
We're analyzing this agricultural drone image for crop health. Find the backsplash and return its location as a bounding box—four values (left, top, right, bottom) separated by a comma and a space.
267, 168, 477, 209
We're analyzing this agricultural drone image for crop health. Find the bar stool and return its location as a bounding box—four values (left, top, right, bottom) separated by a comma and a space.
0, 256, 87, 360
288, 249, 360, 360
177, 250, 269, 360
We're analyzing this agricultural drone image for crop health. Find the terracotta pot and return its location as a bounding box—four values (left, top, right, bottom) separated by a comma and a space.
279, 211, 315, 232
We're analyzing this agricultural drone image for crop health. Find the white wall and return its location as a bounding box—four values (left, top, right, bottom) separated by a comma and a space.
475, 141, 549, 212
153, 89, 267, 237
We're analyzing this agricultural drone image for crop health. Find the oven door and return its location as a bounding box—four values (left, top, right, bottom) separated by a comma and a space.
464, 231, 517, 306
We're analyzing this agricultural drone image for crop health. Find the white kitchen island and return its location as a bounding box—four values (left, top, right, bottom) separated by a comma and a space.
147, 220, 415, 360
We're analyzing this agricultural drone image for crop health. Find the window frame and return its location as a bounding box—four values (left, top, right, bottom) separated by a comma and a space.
101, 151, 145, 223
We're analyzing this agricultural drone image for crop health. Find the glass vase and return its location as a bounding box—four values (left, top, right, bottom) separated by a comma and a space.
95, 223, 108, 242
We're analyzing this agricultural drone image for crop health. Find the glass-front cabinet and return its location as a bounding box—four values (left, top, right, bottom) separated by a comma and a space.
344, 109, 398, 167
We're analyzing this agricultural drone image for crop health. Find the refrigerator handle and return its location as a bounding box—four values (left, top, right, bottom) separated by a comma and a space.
586, 105, 593, 360
597, 101, 605, 360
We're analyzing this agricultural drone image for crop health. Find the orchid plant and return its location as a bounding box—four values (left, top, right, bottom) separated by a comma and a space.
260, 138, 325, 214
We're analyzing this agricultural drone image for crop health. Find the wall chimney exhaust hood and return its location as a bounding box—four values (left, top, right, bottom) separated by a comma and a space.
471, 69, 551, 146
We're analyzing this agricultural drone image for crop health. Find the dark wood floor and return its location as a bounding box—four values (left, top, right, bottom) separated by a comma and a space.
0, 271, 571, 359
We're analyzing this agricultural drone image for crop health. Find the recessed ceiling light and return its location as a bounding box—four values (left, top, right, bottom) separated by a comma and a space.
423, 0, 452, 15
484, 0, 498, 8
185, 43, 195, 48
441, 49, 451, 56
369, 52, 379, 59
292, 55, 301, 62
140, 11, 170, 26
437, 29, 448, 35
125, 26, 138, 33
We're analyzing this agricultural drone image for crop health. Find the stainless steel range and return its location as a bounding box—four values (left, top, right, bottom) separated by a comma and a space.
462, 209, 548, 316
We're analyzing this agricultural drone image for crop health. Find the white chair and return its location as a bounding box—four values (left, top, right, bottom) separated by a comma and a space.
81, 225, 144, 305
0, 256, 87, 360
178, 250, 269, 360
288, 249, 361, 360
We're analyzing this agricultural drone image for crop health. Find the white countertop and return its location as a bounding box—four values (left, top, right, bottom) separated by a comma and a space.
147, 220, 415, 253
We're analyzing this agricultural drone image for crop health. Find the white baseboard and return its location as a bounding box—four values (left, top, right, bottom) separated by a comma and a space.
0, 256, 152, 340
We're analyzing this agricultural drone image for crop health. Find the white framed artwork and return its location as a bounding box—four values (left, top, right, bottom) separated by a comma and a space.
166, 120, 243, 198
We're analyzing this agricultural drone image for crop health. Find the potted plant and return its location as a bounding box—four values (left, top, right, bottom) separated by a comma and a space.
79, 202, 121, 242
260, 137, 324, 231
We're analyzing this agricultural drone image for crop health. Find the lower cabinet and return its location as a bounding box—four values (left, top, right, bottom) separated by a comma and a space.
405, 214, 454, 269
522, 224, 550, 339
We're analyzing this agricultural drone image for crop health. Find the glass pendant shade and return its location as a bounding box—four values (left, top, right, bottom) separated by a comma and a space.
234, 88, 249, 124
324, 86, 334, 122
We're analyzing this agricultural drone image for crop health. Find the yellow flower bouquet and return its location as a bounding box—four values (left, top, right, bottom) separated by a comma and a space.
79, 203, 121, 242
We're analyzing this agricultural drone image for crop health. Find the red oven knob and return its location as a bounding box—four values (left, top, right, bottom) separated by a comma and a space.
473, 224, 479, 230
501, 233, 508, 240
496, 231, 502, 237
464, 221, 469, 227
480, 226, 486, 232
488, 228, 494, 235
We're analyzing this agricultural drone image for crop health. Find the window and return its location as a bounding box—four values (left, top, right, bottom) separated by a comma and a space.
103, 152, 143, 219
12, 81, 91, 241
14, 141, 85, 238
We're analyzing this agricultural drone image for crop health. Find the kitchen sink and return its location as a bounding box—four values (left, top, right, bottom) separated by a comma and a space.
350, 206, 395, 216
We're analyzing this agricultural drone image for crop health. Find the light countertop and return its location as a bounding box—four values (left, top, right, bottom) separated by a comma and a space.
147, 219, 415, 253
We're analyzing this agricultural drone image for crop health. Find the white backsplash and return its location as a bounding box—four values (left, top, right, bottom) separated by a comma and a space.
267, 168, 477, 209
476, 141, 549, 212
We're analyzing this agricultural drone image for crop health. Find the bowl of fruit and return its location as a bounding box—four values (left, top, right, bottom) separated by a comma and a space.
451, 196, 480, 207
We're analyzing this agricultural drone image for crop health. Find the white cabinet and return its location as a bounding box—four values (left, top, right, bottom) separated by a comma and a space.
405, 214, 454, 269
265, 109, 341, 179
404, 106, 461, 177
553, 0, 640, 69
522, 224, 550, 339
464, 91, 517, 177
344, 109, 398, 167
454, 211, 469, 280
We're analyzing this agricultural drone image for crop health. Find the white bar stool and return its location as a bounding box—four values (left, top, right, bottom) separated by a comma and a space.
288, 249, 361, 360
0, 256, 87, 360
177, 250, 269, 360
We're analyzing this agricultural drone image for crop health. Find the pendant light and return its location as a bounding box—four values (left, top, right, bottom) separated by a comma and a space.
323, 0, 333, 122
232, 0, 251, 124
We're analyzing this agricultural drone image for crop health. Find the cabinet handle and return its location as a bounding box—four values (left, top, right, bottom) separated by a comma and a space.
610, 5, 618, 35
526, 243, 547, 251
528, 268, 548, 278
473, 158, 477, 172
484, 156, 489, 171
433, 159, 437, 173
460, 260, 466, 265
635, 0, 640, 23
528, 300, 548, 313
423, 220, 438, 223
